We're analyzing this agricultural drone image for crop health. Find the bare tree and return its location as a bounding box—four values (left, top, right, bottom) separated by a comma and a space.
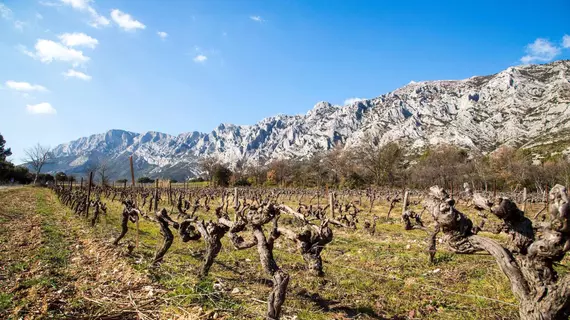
97, 160, 110, 186
355, 134, 402, 186
23, 143, 52, 185
198, 156, 218, 185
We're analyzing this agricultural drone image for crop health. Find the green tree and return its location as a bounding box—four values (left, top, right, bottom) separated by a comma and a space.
212, 164, 232, 187
55, 172, 68, 182
0, 133, 12, 162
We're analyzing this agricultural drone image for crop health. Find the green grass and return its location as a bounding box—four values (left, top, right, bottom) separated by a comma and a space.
0, 293, 13, 314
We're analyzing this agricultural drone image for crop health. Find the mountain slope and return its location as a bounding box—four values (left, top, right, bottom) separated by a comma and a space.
46, 60, 570, 180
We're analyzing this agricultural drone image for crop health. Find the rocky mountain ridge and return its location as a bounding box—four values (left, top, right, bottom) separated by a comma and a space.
45, 60, 570, 180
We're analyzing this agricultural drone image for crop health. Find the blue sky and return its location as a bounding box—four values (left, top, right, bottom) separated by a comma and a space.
1, 0, 569, 162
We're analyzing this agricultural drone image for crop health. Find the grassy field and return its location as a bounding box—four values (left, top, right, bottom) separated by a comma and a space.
3, 187, 566, 319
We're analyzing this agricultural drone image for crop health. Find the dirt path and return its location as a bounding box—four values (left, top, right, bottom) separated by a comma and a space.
0, 188, 165, 319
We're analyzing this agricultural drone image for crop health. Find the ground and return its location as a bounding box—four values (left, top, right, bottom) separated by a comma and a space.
2, 187, 563, 319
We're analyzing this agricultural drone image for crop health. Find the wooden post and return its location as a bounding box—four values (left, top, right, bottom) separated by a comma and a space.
129, 156, 135, 187
522, 188, 527, 214
80, 177, 83, 189
169, 180, 172, 205
154, 179, 159, 211
70, 179, 73, 190
234, 187, 239, 208
86, 171, 93, 216
329, 191, 335, 218
402, 190, 409, 216
124, 180, 127, 189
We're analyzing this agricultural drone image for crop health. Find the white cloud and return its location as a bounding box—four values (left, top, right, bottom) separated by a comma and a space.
563, 35, 570, 49
344, 97, 365, 105
0, 3, 13, 20
36, 13, 43, 20
61, 0, 91, 10
157, 31, 168, 39
60, 0, 109, 28
193, 54, 207, 63
26, 102, 57, 115
250, 15, 264, 22
111, 9, 145, 31
25, 39, 90, 66
58, 32, 98, 48
520, 38, 561, 64
5, 81, 48, 92
63, 69, 91, 80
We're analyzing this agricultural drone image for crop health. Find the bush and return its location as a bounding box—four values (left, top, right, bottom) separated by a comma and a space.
233, 178, 251, 186
137, 177, 154, 184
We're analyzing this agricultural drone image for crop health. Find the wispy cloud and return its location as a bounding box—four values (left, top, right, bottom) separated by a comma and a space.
14, 20, 26, 31
111, 9, 145, 31
193, 54, 207, 63
22, 39, 90, 66
5, 81, 48, 92
27, 102, 57, 115
0, 3, 27, 31
39, 1, 61, 7
563, 34, 570, 49
344, 97, 365, 105
58, 32, 98, 48
60, 0, 109, 28
157, 31, 168, 39
0, 3, 13, 20
250, 15, 264, 22
63, 69, 92, 81
520, 38, 561, 64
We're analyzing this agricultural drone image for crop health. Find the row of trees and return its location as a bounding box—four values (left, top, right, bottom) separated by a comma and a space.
4, 130, 570, 191
198, 140, 570, 191
0, 134, 55, 185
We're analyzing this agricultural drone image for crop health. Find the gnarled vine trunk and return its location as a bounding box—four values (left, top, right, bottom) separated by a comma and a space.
425, 185, 570, 320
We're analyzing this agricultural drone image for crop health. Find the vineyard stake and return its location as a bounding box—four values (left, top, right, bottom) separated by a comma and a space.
129, 156, 135, 187
154, 179, 159, 212
329, 191, 335, 218
86, 171, 93, 217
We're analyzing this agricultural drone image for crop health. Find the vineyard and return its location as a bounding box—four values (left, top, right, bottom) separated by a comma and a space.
0, 182, 568, 320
